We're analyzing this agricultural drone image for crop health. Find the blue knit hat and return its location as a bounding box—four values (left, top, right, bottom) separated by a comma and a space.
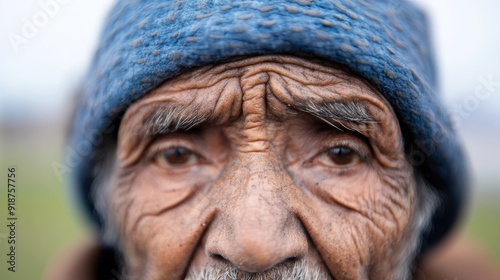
70, 0, 468, 255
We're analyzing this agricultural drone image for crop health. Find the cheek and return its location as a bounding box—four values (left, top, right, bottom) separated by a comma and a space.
109, 166, 217, 277
289, 163, 416, 273
301, 166, 413, 230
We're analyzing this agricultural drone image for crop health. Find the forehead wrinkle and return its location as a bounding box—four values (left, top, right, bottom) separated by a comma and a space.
165, 68, 242, 93
168, 55, 353, 92
125, 55, 387, 140
239, 61, 348, 88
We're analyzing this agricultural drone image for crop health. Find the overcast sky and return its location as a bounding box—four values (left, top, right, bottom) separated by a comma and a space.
1, 0, 500, 121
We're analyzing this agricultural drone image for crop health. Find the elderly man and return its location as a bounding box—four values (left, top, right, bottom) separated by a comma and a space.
53, 0, 487, 279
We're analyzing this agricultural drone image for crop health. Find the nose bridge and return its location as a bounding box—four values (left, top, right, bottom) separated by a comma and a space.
230, 152, 289, 216
228, 154, 290, 240
206, 155, 308, 272
233, 163, 287, 233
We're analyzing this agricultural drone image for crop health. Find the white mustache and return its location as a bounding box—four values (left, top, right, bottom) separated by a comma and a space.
185, 259, 333, 280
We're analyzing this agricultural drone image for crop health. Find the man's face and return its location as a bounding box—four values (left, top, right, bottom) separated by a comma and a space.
108, 55, 417, 279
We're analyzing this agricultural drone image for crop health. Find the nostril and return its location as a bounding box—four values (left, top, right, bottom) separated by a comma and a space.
208, 250, 301, 272
209, 253, 227, 262
279, 256, 301, 269
206, 232, 308, 272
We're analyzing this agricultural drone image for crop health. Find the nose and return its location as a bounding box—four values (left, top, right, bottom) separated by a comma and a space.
205, 162, 308, 272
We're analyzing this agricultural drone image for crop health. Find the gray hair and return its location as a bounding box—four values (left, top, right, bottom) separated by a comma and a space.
186, 259, 333, 280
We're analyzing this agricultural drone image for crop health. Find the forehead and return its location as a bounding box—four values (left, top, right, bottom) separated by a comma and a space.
122, 55, 393, 131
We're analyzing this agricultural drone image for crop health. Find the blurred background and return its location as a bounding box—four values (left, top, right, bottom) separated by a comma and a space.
0, 0, 499, 279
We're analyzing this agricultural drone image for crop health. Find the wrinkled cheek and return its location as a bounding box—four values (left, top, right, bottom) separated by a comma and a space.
140, 206, 217, 279
108, 181, 203, 278
297, 215, 371, 279
118, 200, 216, 278
129, 218, 192, 279
317, 212, 409, 279
114, 206, 205, 279
373, 173, 416, 241
362, 179, 416, 277
326, 220, 373, 279
293, 171, 415, 279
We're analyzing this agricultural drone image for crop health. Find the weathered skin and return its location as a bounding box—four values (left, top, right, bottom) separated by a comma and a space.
109, 55, 417, 279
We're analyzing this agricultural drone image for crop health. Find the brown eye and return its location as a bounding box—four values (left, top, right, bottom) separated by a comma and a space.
325, 146, 360, 166
158, 147, 197, 166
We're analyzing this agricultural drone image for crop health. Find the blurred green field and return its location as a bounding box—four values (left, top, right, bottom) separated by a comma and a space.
465, 195, 500, 261
0, 126, 499, 280
0, 127, 87, 280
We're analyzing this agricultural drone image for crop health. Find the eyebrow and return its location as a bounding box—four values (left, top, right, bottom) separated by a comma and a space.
140, 105, 208, 137
295, 100, 375, 131
140, 100, 375, 137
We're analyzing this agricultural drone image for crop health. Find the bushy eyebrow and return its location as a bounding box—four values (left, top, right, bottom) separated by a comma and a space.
295, 100, 376, 131
139, 99, 375, 138
140, 105, 208, 137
